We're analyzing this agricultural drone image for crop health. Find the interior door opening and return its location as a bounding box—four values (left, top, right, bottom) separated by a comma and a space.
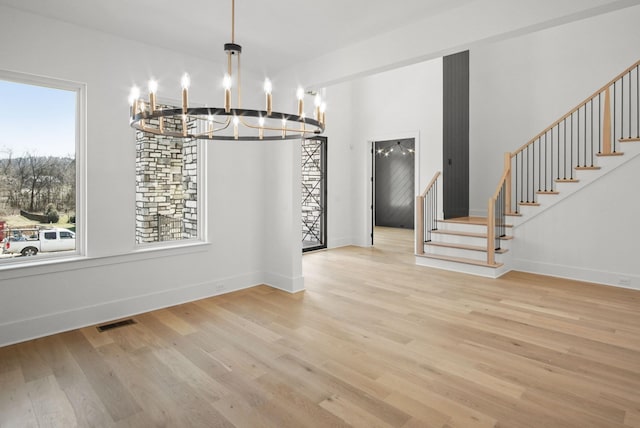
371, 138, 415, 246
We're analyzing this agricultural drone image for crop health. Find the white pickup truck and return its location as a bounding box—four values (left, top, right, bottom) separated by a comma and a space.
2, 228, 75, 256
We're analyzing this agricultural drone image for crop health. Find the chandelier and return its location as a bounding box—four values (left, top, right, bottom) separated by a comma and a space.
128, 0, 325, 141
376, 141, 415, 157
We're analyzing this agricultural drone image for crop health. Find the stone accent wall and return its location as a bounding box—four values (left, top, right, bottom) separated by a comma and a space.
181, 139, 198, 239
135, 112, 198, 243
301, 138, 324, 246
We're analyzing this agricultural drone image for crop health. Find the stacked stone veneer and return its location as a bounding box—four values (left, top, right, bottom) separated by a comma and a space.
301, 139, 324, 245
136, 112, 198, 243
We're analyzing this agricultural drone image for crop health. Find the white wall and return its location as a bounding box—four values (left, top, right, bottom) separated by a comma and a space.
0, 6, 298, 346
321, 80, 354, 249
469, 4, 640, 215
323, 59, 443, 248
513, 152, 640, 290
262, 141, 304, 293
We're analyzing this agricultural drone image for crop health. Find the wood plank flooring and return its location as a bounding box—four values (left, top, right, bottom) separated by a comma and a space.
1, 226, 640, 427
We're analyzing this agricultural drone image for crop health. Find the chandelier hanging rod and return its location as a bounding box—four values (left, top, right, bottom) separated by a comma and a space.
128, 0, 326, 141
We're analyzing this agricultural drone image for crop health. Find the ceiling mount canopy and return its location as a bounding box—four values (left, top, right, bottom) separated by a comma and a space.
128, 0, 325, 141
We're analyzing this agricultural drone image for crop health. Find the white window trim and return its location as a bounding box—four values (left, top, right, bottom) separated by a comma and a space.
0, 69, 86, 267
133, 96, 207, 250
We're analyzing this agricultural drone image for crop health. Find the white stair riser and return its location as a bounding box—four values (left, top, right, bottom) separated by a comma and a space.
415, 256, 509, 278
430, 234, 511, 250
424, 245, 488, 261
435, 222, 487, 234
430, 234, 486, 246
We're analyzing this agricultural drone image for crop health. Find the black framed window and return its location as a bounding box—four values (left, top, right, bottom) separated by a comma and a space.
302, 136, 327, 252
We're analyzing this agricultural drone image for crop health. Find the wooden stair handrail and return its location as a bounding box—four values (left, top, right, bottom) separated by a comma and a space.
490, 167, 510, 201
416, 171, 441, 255
420, 171, 441, 197
511, 59, 640, 157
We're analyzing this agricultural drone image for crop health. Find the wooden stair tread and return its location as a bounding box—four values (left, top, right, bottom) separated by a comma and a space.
437, 217, 513, 228
596, 152, 624, 157
537, 190, 559, 195
556, 178, 579, 183
438, 216, 488, 225
432, 230, 486, 238
431, 230, 512, 240
425, 241, 508, 254
416, 253, 503, 268
575, 166, 601, 170
620, 137, 640, 142
505, 212, 523, 217
519, 202, 540, 206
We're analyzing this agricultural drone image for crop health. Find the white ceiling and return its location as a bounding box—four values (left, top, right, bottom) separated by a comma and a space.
0, 0, 476, 75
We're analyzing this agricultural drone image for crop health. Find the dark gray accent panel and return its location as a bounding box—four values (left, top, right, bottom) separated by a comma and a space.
374, 139, 415, 229
443, 50, 469, 219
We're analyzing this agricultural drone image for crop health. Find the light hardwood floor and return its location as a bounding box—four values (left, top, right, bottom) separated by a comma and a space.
1, 227, 639, 427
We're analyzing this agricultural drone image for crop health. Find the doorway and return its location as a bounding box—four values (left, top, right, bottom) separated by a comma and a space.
372, 138, 415, 245
301, 136, 327, 252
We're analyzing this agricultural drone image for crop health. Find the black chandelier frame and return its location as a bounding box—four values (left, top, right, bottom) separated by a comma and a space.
130, 107, 324, 141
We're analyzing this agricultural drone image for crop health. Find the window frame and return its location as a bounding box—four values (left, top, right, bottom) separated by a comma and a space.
0, 69, 86, 269
133, 96, 207, 251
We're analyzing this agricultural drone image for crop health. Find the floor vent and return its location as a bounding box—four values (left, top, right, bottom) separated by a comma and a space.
96, 318, 137, 332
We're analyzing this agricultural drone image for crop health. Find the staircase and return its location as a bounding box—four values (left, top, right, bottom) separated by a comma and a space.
416, 59, 640, 278
416, 214, 512, 278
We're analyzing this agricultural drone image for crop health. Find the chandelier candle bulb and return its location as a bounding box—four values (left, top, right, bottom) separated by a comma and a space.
297, 87, 304, 116
233, 116, 239, 139
129, 86, 140, 117
223, 74, 232, 113
320, 102, 327, 125
258, 117, 265, 140
282, 118, 287, 138
264, 78, 273, 115
148, 79, 158, 111
208, 115, 214, 138
314, 94, 322, 121
181, 73, 190, 114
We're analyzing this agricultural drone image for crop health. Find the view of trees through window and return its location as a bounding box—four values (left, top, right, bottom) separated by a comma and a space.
0, 77, 77, 260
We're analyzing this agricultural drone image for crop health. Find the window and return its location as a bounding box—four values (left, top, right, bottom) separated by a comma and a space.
0, 71, 82, 264
135, 105, 203, 245
302, 137, 327, 252
60, 231, 74, 239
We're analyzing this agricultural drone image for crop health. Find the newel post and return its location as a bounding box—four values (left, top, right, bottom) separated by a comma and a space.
416, 195, 425, 255
487, 200, 496, 265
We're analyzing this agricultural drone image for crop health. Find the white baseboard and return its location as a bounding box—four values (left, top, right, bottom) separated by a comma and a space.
513, 258, 640, 291
264, 272, 305, 293
0, 271, 269, 347
327, 237, 353, 249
